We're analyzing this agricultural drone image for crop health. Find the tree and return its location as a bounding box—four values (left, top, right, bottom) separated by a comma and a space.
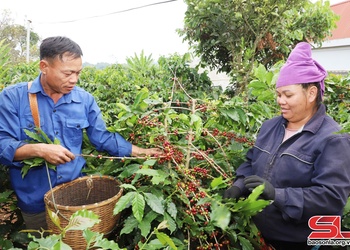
0, 10, 40, 64
179, 0, 339, 94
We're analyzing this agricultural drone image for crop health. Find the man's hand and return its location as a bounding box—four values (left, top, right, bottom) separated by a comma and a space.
131, 145, 163, 157
243, 175, 275, 200
37, 144, 75, 165
14, 143, 75, 165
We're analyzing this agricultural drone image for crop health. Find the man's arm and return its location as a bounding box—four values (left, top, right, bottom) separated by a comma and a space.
14, 143, 75, 165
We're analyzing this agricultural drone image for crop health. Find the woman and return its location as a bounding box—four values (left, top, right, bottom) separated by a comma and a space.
224, 42, 350, 250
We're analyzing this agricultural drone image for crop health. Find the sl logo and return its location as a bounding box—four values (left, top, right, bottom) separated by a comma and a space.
308, 215, 350, 239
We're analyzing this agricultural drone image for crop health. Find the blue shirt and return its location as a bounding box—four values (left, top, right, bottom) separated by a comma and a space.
0, 75, 132, 213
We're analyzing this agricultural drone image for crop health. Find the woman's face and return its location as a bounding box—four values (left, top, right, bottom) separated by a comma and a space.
276, 84, 316, 125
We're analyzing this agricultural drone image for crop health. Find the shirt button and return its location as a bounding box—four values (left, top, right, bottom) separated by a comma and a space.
53, 109, 56, 113
55, 131, 59, 135
58, 176, 62, 179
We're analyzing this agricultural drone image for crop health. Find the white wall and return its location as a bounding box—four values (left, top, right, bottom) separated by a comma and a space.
312, 38, 350, 72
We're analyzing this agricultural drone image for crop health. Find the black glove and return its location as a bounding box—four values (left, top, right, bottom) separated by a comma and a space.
223, 185, 242, 199
243, 175, 275, 200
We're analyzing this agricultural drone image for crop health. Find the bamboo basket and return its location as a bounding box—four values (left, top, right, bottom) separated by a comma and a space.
44, 175, 123, 249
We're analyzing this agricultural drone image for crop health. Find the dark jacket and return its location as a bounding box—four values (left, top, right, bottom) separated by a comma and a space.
234, 104, 350, 242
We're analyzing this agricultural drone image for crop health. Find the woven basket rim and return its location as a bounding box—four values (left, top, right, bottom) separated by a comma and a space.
44, 175, 123, 211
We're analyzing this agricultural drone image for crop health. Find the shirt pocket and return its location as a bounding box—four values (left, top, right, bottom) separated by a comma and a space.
251, 144, 271, 175
20, 114, 45, 139
276, 149, 314, 187
65, 119, 89, 146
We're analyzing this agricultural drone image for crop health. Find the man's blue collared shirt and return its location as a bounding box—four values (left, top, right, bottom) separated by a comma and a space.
0, 75, 132, 213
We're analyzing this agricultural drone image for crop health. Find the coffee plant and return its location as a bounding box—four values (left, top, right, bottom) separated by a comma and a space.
93, 77, 272, 249
0, 45, 349, 249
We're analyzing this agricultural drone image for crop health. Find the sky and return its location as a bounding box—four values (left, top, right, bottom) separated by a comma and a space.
1, 0, 190, 64
0, 0, 345, 64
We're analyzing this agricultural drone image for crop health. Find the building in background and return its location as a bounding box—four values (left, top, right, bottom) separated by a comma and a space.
312, 0, 350, 75
202, 0, 350, 90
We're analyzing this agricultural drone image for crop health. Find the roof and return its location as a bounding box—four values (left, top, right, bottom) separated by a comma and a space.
329, 0, 350, 40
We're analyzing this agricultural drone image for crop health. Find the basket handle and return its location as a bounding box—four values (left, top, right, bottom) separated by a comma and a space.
86, 177, 93, 200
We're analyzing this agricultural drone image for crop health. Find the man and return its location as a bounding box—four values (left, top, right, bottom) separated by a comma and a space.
0, 36, 162, 230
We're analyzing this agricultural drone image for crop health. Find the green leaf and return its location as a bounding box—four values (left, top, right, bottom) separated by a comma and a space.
157, 220, 169, 230
21, 166, 30, 179
118, 164, 141, 179
155, 231, 177, 250
22, 158, 44, 167
240, 199, 270, 215
254, 64, 268, 82
132, 193, 145, 222
52, 240, 72, 250
36, 127, 54, 144
210, 203, 231, 231
143, 239, 164, 249
247, 184, 264, 201
21, 128, 60, 178
143, 98, 163, 105
27, 235, 62, 249
0, 190, 13, 203
136, 169, 167, 184
139, 210, 158, 237
238, 235, 254, 250
164, 212, 177, 233
248, 80, 266, 90
91, 234, 122, 249
191, 114, 203, 137
120, 215, 138, 235
53, 138, 60, 145
47, 210, 62, 231
142, 159, 157, 166
66, 210, 100, 231
83, 229, 102, 247
236, 107, 247, 124
233, 185, 270, 216
210, 176, 224, 188
24, 129, 46, 143
46, 162, 57, 172
116, 103, 131, 112
126, 116, 137, 127
190, 114, 200, 123
136, 168, 159, 176
220, 108, 240, 122
343, 197, 350, 214
133, 88, 149, 107
137, 101, 148, 112
166, 201, 177, 220
120, 183, 137, 191
113, 192, 135, 215
178, 113, 189, 122
144, 193, 164, 215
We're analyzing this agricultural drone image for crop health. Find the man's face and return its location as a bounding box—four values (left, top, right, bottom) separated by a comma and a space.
40, 52, 83, 95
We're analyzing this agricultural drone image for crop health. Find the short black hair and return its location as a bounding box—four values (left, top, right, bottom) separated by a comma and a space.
40, 36, 83, 61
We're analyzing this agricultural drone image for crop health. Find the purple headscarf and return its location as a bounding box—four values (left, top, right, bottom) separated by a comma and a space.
276, 42, 327, 96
